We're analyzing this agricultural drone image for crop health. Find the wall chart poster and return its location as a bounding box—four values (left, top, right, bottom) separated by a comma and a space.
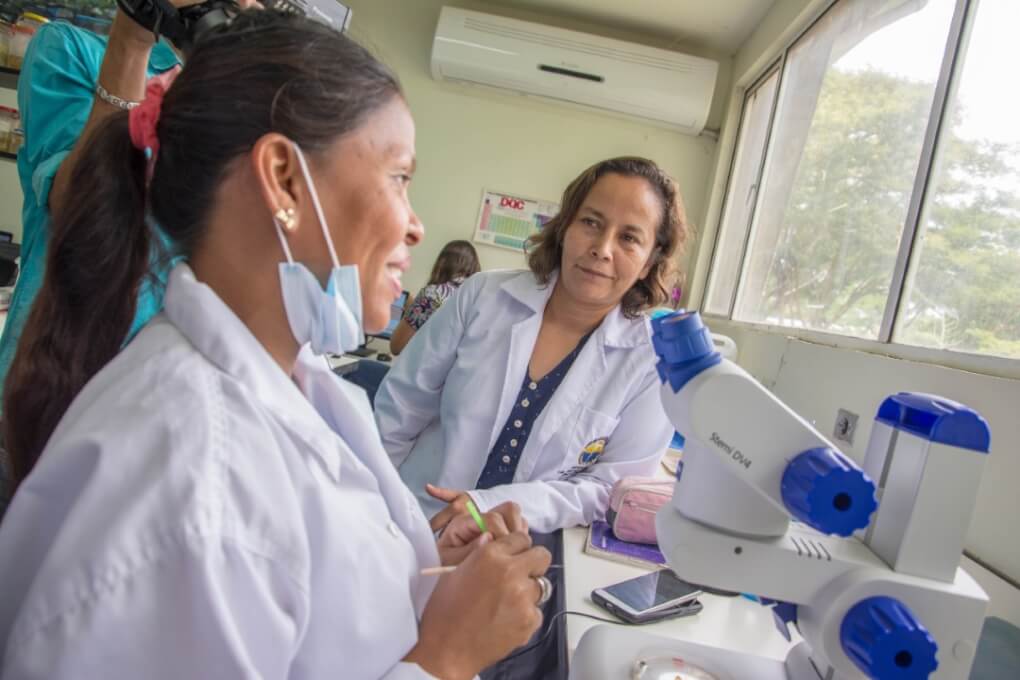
473, 189, 560, 253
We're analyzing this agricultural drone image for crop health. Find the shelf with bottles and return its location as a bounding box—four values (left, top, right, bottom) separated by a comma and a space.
1, 2, 117, 76
0, 104, 21, 159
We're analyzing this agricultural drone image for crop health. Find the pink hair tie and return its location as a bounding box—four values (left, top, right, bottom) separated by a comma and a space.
128, 66, 181, 176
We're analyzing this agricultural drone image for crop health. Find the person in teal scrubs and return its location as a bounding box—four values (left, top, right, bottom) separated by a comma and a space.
0, 17, 180, 405
0, 8, 203, 512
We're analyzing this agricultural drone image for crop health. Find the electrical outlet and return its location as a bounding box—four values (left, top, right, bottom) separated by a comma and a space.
833, 409, 859, 445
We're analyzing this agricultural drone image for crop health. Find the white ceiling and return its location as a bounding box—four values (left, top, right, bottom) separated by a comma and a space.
493, 0, 778, 54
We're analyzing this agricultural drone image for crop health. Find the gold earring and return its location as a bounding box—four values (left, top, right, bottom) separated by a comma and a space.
274, 207, 297, 231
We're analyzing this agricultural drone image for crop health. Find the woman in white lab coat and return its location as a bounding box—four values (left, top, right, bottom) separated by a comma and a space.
375, 157, 689, 534
0, 12, 549, 679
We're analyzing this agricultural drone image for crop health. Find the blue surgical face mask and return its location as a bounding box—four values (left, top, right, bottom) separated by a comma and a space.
274, 142, 365, 355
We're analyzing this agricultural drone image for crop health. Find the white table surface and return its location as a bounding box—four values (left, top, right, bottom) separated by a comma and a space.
562, 526, 797, 663
327, 354, 362, 371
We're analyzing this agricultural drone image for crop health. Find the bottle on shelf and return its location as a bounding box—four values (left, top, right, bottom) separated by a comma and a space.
0, 105, 16, 153
0, 14, 14, 67
7, 10, 49, 70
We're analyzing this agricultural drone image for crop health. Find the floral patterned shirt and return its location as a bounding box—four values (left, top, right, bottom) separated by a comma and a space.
403, 278, 466, 330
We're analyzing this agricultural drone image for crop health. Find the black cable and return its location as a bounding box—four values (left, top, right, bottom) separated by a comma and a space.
499, 610, 624, 662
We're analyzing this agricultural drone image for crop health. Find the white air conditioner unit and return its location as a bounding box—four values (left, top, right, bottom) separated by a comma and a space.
430, 7, 719, 135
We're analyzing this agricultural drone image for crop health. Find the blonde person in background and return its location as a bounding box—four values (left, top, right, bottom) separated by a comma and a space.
390, 239, 480, 355
375, 157, 689, 535
0, 12, 549, 679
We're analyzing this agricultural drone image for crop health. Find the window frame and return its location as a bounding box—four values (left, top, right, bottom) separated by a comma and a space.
699, 0, 1020, 378
702, 60, 784, 318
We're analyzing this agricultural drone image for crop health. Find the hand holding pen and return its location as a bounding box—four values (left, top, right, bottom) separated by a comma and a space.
407, 531, 552, 679
436, 498, 527, 559
430, 499, 555, 612
426, 483, 529, 536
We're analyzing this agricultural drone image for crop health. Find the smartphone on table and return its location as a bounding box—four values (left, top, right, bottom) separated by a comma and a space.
592, 570, 703, 624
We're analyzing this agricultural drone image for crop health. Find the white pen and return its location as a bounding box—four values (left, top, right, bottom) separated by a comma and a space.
419, 565, 457, 576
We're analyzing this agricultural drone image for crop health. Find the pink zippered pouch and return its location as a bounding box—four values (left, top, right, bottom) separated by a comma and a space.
605, 477, 675, 545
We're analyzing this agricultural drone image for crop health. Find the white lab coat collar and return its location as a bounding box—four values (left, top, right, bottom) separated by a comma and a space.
163, 264, 342, 481
498, 269, 650, 349
484, 269, 648, 458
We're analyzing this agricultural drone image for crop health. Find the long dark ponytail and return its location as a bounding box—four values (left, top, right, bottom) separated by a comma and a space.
3, 10, 402, 484
3, 114, 149, 483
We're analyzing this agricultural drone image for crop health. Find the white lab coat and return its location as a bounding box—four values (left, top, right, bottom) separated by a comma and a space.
0, 264, 440, 679
375, 270, 672, 533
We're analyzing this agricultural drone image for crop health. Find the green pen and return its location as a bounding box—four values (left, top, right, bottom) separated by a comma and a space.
465, 499, 488, 534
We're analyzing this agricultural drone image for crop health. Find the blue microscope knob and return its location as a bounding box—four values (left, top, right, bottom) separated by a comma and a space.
781, 447, 877, 536
650, 311, 721, 392
841, 596, 939, 679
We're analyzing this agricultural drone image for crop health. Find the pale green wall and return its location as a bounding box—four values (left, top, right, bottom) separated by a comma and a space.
0, 2, 735, 280
343, 0, 732, 295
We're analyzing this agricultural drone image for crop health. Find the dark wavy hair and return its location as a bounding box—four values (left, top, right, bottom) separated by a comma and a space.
3, 10, 402, 485
427, 240, 480, 286
526, 156, 689, 317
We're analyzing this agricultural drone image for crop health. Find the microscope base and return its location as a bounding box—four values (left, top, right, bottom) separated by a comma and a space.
569, 624, 787, 680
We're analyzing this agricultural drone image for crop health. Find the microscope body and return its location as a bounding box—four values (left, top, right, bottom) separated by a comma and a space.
570, 312, 990, 680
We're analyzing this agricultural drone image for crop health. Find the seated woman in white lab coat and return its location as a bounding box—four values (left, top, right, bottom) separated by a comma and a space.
0, 12, 550, 679
375, 157, 688, 534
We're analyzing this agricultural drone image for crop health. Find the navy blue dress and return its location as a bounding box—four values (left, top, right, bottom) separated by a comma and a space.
476, 333, 592, 489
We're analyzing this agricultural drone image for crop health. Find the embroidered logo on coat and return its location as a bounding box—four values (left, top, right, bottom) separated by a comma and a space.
578, 437, 608, 466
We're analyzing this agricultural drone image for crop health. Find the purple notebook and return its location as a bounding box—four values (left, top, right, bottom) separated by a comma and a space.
585, 520, 666, 568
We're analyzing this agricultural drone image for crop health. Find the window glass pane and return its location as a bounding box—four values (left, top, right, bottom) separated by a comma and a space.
705, 70, 779, 315
896, 2, 1020, 359
733, 0, 956, 337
